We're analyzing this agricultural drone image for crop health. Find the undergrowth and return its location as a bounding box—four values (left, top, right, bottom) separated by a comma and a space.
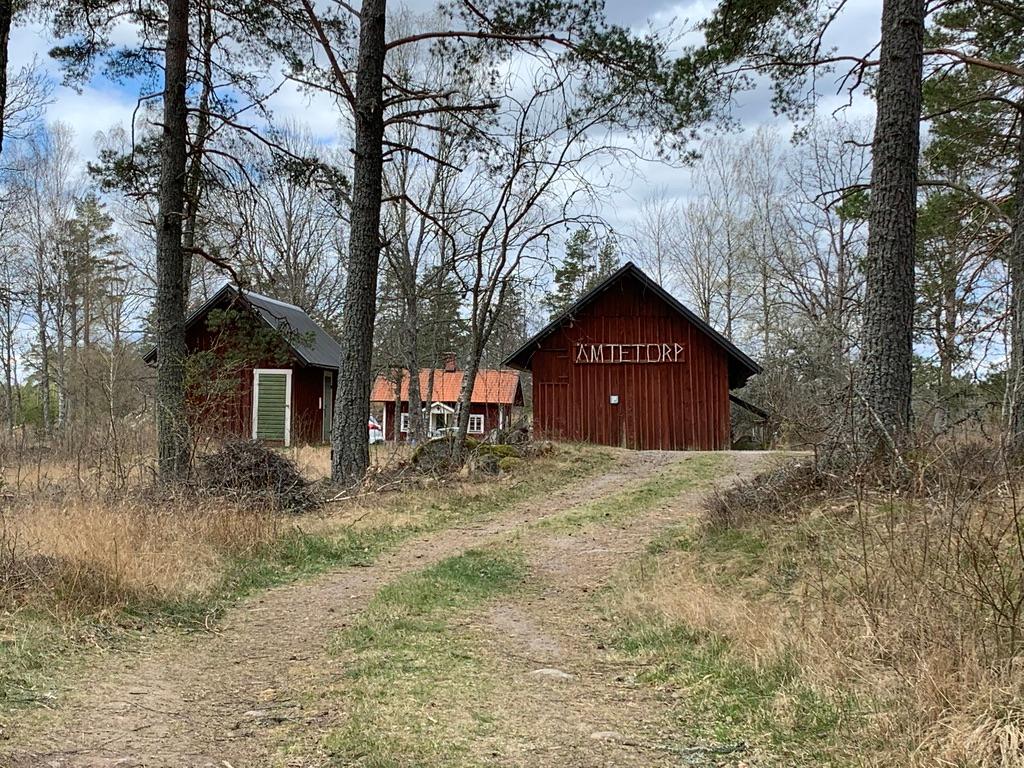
321, 548, 525, 766
0, 443, 612, 715
622, 440, 1024, 766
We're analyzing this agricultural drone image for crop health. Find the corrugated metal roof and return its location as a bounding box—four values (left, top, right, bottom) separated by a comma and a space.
143, 283, 342, 370
370, 369, 521, 405
241, 289, 342, 369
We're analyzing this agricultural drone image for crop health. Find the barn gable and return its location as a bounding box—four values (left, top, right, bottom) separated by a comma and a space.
505, 262, 760, 388
504, 262, 761, 450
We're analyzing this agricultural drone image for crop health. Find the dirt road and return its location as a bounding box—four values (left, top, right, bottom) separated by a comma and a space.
3, 450, 765, 767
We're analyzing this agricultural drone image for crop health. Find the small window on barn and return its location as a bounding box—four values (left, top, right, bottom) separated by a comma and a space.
400, 412, 409, 432
468, 414, 484, 434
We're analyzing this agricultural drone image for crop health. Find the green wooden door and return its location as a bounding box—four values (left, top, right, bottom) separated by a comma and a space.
254, 371, 290, 444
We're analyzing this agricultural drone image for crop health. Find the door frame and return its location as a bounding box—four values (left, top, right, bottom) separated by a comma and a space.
322, 370, 334, 443
252, 368, 293, 446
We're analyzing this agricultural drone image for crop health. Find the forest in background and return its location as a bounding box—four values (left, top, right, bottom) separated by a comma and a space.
0, 8, 1018, 458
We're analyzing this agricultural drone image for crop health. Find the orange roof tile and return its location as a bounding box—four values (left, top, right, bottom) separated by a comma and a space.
370, 369, 521, 405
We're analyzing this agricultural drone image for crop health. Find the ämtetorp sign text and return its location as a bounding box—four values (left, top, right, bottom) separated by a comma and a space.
574, 343, 686, 364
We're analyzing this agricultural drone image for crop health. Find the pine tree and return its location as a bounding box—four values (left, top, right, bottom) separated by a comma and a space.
921, 1, 1024, 451
543, 229, 619, 318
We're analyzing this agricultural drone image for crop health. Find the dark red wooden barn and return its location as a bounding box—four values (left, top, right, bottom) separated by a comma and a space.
504, 262, 761, 450
145, 284, 342, 446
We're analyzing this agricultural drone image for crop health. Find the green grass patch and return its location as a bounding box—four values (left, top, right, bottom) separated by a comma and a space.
610, 614, 849, 761
537, 452, 724, 531
0, 613, 71, 713
603, 491, 858, 765
320, 549, 525, 766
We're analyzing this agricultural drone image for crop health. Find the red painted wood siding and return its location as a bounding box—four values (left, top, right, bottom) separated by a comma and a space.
530, 275, 731, 450
185, 313, 333, 445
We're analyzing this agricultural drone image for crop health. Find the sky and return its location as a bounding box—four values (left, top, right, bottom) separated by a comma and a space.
6, 0, 883, 235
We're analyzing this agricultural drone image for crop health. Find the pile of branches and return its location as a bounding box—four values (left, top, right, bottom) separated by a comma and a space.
195, 439, 320, 514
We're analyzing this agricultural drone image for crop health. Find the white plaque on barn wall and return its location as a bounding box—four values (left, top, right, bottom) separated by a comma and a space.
574, 343, 686, 364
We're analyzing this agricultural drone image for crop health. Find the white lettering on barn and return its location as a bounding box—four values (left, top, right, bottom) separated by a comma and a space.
574, 343, 686, 364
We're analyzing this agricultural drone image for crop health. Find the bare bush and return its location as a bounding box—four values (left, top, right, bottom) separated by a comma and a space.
704, 458, 824, 529
699, 441, 1024, 764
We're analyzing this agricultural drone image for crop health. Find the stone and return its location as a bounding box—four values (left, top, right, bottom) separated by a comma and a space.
529, 668, 573, 681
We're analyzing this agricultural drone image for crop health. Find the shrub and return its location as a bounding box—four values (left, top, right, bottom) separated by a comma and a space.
498, 456, 524, 473
703, 459, 823, 530
195, 439, 319, 513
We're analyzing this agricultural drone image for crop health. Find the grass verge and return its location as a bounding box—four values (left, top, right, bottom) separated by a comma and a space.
0, 443, 613, 717
535, 452, 724, 531
600, 507, 858, 766
319, 548, 525, 766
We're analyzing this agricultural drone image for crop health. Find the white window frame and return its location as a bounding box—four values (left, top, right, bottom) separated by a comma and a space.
400, 412, 410, 433
252, 368, 293, 447
468, 414, 485, 434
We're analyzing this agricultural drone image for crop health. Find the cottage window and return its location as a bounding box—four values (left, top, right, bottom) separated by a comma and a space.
468, 414, 485, 434
400, 412, 409, 433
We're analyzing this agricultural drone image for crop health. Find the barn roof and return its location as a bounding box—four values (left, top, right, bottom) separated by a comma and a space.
370, 369, 522, 405
144, 283, 342, 370
503, 261, 761, 388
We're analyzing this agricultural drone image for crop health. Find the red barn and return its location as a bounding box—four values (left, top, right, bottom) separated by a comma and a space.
370, 357, 523, 440
145, 284, 342, 446
504, 262, 760, 450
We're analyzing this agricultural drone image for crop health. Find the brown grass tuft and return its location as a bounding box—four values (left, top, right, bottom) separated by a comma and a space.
1, 495, 280, 617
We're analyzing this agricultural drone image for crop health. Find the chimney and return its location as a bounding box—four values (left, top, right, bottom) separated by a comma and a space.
443, 352, 458, 373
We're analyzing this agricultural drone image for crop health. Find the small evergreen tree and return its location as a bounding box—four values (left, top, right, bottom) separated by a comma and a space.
542, 229, 619, 318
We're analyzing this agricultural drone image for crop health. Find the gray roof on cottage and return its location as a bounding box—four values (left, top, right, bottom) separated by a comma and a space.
144, 283, 343, 370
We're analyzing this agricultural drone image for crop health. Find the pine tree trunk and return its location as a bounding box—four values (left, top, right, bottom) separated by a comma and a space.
858, 0, 925, 450
1007, 120, 1024, 455
155, 0, 191, 482
0, 0, 12, 156
181, 0, 214, 304
331, 0, 386, 485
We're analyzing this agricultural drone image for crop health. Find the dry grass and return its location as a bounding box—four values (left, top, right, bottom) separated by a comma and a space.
1, 495, 282, 617
0, 439, 612, 663
622, 442, 1024, 766
286, 442, 414, 482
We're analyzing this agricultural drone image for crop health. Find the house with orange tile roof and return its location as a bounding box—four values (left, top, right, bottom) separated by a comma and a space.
369, 354, 524, 440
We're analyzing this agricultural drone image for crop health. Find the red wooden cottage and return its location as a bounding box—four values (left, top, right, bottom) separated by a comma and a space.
504, 262, 761, 450
370, 357, 523, 440
145, 283, 342, 446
